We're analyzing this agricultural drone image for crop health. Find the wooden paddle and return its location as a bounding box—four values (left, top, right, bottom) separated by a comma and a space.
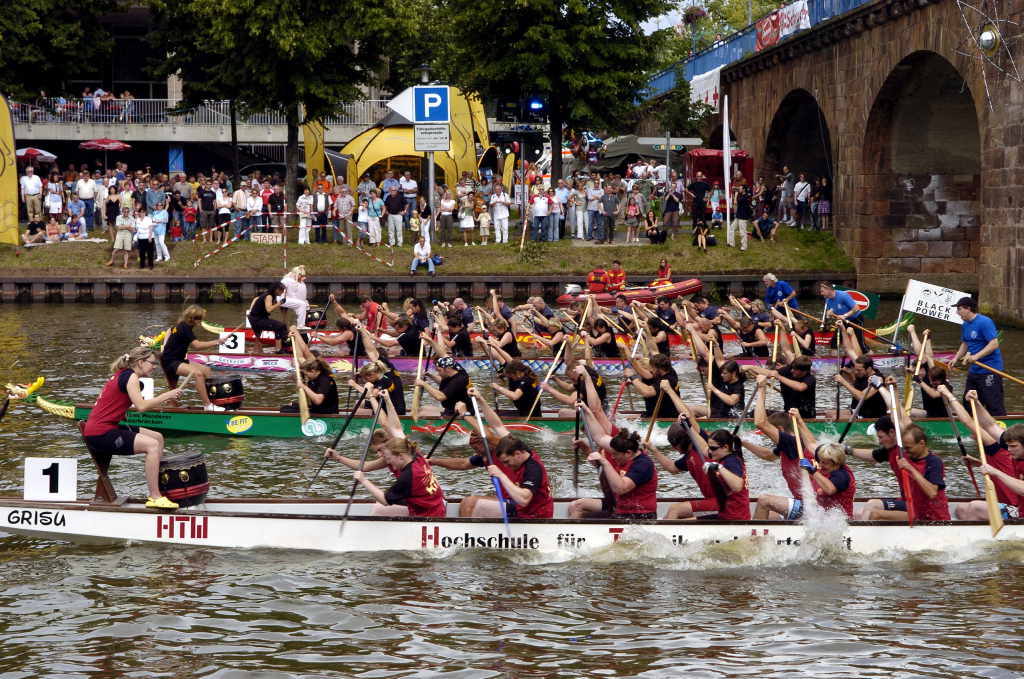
729, 295, 751, 319
524, 298, 587, 423
965, 360, 1024, 389
644, 390, 665, 444
292, 338, 309, 424
410, 338, 425, 421
471, 393, 511, 537
306, 386, 369, 493
970, 399, 1005, 537
340, 397, 384, 530
792, 306, 904, 352
706, 341, 715, 415
887, 384, 917, 526
791, 412, 804, 463
573, 402, 582, 493
425, 411, 460, 458
943, 398, 982, 497
902, 330, 930, 415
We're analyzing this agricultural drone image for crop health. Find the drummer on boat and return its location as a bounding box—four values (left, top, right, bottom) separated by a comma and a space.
160, 304, 225, 411
83, 347, 186, 509
247, 283, 289, 353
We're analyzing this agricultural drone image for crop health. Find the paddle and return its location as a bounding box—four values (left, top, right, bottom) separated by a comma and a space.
730, 382, 759, 437
523, 332, 568, 423
794, 306, 905, 352
340, 397, 384, 528
833, 330, 844, 422
965, 360, 1024, 389
706, 341, 715, 415
887, 384, 917, 526
970, 399, 1005, 537
0, 394, 9, 422
292, 338, 309, 424
837, 374, 883, 443
902, 330, 930, 415
573, 402, 582, 493
644, 390, 665, 444
306, 386, 369, 493
471, 393, 511, 537
425, 411, 459, 459
792, 412, 805, 464
611, 325, 644, 419
944, 400, 982, 497
729, 295, 751, 319
410, 338, 426, 421
344, 330, 362, 409
475, 308, 502, 410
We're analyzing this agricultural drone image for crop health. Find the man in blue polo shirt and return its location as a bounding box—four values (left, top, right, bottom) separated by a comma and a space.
820, 281, 867, 353
953, 296, 1005, 416
763, 273, 799, 309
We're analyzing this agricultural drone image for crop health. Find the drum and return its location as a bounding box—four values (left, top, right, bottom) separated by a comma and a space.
206, 375, 244, 409
306, 306, 327, 329
158, 453, 209, 507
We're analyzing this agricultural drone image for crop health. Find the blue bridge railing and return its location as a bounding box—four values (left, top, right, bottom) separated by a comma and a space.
647, 0, 877, 97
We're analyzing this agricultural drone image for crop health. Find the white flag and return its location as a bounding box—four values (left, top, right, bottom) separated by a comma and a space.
900, 279, 970, 325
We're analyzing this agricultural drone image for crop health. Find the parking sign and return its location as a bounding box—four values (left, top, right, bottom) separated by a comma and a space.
414, 86, 450, 123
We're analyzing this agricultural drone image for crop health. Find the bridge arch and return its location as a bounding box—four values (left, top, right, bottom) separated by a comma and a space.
860, 50, 980, 276
762, 89, 833, 184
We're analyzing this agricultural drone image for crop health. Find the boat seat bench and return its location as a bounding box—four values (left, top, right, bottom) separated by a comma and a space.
76, 421, 121, 504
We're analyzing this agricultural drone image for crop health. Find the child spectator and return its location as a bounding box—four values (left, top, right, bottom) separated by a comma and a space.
183, 198, 198, 241
477, 208, 491, 245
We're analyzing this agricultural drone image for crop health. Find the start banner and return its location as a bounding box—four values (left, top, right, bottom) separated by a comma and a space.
900, 279, 970, 325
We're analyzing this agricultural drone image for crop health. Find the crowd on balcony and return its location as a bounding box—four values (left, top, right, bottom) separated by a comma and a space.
14, 89, 140, 123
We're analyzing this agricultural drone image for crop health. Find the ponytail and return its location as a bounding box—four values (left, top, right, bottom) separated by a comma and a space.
609, 428, 641, 454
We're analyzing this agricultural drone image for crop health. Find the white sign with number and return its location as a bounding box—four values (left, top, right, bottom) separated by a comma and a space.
219, 331, 245, 354
900, 279, 970, 325
139, 376, 155, 400
24, 458, 78, 501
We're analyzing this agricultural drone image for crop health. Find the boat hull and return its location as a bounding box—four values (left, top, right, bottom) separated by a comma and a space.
54, 403, 1024, 441
0, 497, 1019, 556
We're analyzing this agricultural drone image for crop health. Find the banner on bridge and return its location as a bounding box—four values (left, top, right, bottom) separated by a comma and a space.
756, 0, 811, 51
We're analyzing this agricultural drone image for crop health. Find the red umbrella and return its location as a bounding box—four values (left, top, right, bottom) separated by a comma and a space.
15, 147, 57, 163
79, 138, 132, 151
79, 138, 132, 172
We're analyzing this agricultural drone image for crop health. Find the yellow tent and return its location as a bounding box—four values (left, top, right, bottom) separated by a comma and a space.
343, 87, 490, 189
0, 94, 19, 246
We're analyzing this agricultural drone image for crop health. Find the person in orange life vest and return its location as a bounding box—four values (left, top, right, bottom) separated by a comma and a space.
651, 257, 672, 287
645, 400, 719, 520
82, 346, 186, 510
342, 390, 446, 517
431, 394, 553, 518
569, 422, 659, 521
939, 386, 1021, 521
587, 266, 609, 293
858, 424, 950, 521
606, 260, 626, 293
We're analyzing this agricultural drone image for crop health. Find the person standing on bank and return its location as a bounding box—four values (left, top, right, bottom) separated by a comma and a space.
951, 296, 1005, 416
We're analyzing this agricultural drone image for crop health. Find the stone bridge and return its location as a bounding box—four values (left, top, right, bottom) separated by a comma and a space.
716, 0, 1024, 321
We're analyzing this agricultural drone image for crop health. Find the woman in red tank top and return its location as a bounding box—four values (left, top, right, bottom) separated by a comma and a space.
82, 346, 185, 509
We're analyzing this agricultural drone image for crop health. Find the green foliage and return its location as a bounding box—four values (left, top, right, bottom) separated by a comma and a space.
432, 0, 674, 178
655, 67, 713, 136
0, 0, 118, 99
658, 0, 783, 67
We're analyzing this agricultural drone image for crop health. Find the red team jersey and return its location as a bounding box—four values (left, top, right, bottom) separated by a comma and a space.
389, 455, 446, 517
83, 370, 133, 436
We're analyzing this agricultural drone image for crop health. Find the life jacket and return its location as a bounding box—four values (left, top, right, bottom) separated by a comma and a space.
587, 268, 608, 293
816, 465, 856, 517
606, 268, 626, 292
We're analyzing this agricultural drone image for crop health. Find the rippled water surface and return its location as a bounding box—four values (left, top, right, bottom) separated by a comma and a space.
1, 301, 1023, 678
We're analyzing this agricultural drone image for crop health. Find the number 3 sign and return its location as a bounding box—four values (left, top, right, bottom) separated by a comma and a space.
219, 332, 245, 354
24, 458, 78, 501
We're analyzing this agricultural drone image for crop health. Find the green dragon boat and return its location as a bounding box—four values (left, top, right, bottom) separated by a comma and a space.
32, 394, 1024, 443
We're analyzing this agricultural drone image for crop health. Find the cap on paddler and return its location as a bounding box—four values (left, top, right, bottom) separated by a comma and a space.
436, 356, 460, 370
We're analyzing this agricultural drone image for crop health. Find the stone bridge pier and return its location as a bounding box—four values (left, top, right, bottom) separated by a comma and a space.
719, 0, 1024, 322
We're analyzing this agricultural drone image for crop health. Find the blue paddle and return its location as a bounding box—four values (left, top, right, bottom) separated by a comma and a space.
470, 394, 511, 537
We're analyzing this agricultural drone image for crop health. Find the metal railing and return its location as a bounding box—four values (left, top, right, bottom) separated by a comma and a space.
10, 98, 390, 127
647, 0, 877, 97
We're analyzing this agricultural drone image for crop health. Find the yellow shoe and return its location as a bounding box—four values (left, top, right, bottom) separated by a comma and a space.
146, 496, 179, 510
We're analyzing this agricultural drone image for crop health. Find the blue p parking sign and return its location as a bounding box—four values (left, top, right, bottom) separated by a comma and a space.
414, 86, 450, 123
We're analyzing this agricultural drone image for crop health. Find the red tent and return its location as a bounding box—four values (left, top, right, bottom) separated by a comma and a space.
685, 148, 754, 186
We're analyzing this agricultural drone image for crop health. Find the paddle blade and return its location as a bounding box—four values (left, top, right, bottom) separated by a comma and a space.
0, 396, 9, 422
983, 476, 1006, 537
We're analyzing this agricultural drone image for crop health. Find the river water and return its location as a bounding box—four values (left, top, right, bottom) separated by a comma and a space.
0, 301, 1022, 678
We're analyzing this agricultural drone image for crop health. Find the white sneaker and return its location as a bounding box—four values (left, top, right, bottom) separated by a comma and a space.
297, 326, 312, 331
203, 403, 226, 412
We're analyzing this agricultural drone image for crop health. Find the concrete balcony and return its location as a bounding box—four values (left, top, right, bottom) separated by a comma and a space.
11, 98, 389, 145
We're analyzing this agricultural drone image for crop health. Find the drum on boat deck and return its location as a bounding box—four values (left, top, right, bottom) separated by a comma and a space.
306, 306, 327, 329
206, 375, 244, 409
158, 453, 209, 507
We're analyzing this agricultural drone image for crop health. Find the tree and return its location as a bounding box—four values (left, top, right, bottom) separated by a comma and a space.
147, 0, 395, 207
655, 66, 713, 137
434, 0, 673, 181
0, 1, 117, 99
657, 0, 783, 68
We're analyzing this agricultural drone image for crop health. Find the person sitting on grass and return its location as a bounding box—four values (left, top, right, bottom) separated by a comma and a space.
753, 209, 778, 243
693, 219, 710, 253
21, 220, 46, 245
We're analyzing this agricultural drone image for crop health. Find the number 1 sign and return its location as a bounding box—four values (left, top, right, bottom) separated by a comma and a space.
24, 458, 78, 501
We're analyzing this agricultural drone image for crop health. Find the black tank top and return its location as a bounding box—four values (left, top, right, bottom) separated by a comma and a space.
249, 292, 273, 320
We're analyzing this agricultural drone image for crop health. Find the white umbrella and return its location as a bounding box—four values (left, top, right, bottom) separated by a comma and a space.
15, 147, 58, 163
